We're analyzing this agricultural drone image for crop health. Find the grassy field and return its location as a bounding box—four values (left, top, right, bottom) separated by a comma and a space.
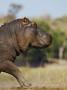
0, 60, 67, 90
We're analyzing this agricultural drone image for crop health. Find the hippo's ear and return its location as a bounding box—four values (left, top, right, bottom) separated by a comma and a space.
22, 17, 31, 24
23, 17, 28, 22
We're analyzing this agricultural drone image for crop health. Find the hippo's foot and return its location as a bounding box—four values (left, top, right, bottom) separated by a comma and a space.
20, 81, 32, 88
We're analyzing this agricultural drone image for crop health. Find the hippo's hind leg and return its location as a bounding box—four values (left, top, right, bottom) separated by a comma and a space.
0, 61, 31, 87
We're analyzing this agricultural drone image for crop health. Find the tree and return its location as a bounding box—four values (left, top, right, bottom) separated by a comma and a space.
5, 3, 23, 22
8, 3, 23, 17
52, 31, 66, 58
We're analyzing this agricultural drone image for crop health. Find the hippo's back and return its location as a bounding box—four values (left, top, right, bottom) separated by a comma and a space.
0, 22, 19, 61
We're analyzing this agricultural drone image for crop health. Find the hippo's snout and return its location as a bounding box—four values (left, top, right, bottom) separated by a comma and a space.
38, 33, 52, 47
44, 33, 52, 47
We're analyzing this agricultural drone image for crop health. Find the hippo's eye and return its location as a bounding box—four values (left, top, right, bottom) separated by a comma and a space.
31, 22, 37, 28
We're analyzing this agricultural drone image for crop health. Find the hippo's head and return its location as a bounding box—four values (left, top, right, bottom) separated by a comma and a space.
16, 20, 52, 51
31, 23, 52, 48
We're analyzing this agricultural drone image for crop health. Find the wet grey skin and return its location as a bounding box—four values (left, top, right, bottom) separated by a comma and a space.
0, 18, 52, 87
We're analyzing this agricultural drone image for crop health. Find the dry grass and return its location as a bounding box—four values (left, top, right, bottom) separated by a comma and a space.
0, 60, 67, 90
0, 87, 67, 90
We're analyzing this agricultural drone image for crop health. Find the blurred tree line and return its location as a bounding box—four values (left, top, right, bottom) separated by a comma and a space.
0, 3, 67, 67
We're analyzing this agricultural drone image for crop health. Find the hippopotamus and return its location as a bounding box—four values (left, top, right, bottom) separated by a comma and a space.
0, 17, 52, 87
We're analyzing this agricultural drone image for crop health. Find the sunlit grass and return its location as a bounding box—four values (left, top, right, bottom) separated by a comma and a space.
1, 87, 67, 90
19, 65, 67, 88
0, 62, 67, 89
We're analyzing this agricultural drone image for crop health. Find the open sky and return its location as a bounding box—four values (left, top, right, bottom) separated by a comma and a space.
0, 0, 67, 18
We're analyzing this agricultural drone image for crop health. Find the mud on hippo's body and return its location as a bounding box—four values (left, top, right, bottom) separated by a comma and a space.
0, 17, 52, 87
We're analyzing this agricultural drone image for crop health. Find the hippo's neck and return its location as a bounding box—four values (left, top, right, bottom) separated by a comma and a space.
7, 24, 21, 54
10, 24, 29, 53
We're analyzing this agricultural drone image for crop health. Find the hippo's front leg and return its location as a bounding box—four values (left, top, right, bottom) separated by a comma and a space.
0, 60, 31, 87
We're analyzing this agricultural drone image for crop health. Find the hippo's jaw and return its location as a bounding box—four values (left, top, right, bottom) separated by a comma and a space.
31, 32, 52, 48
39, 33, 52, 47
